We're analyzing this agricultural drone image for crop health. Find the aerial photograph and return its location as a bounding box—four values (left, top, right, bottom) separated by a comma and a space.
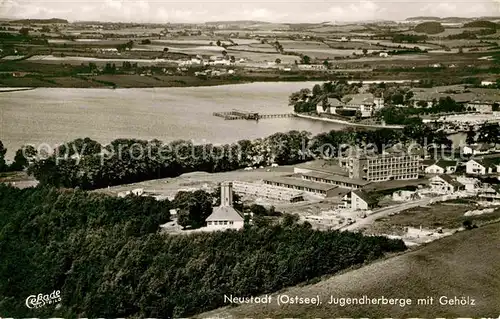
1, 0, 500, 317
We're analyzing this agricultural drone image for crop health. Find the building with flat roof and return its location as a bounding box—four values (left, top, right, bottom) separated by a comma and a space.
300, 170, 369, 189
263, 176, 339, 197
347, 153, 420, 182
232, 181, 304, 202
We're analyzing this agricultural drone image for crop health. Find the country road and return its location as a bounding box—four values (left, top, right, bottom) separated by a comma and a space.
340, 193, 469, 232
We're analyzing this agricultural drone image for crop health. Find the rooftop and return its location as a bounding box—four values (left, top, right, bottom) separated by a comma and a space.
435, 159, 458, 169
206, 206, 244, 222
342, 93, 375, 105
352, 190, 378, 205
301, 170, 370, 186
263, 176, 338, 192
295, 159, 349, 176
436, 174, 464, 188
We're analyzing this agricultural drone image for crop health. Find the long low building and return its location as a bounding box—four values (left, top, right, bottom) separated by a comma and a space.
300, 170, 370, 189
232, 181, 304, 202
263, 176, 339, 197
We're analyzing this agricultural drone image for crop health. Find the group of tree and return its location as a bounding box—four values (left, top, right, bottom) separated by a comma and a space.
172, 188, 281, 229
0, 142, 37, 173
273, 40, 284, 54
476, 123, 500, 145
116, 40, 134, 52
392, 34, 428, 43
367, 83, 415, 106
290, 80, 360, 113
0, 184, 407, 318
375, 96, 467, 125
24, 118, 455, 190
413, 22, 445, 34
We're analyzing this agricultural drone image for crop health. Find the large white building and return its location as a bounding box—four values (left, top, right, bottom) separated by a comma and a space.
205, 182, 245, 231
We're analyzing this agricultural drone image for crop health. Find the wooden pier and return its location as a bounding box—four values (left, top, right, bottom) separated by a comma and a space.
213, 109, 295, 120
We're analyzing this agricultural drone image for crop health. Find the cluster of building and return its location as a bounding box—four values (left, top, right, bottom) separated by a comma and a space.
317, 93, 385, 118
249, 150, 500, 211
315, 85, 500, 120
409, 87, 500, 113
257, 152, 424, 210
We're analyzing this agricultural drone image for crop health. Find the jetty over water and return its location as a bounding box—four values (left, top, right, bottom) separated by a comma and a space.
213, 109, 295, 120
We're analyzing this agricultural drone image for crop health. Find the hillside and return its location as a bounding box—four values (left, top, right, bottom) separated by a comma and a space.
414, 21, 445, 34
197, 222, 500, 318
11, 18, 68, 24
464, 20, 499, 29
406, 16, 441, 21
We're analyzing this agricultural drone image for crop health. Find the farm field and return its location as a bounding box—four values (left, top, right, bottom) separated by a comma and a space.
427, 39, 493, 48
325, 40, 387, 50
226, 50, 299, 63
197, 222, 500, 318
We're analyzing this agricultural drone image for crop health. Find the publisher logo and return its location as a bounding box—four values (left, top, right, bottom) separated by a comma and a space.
25, 290, 62, 309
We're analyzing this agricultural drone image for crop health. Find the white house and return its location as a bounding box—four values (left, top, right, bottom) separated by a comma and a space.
463, 144, 495, 156
456, 176, 481, 192
478, 185, 500, 203
424, 160, 458, 175
205, 182, 245, 231
481, 81, 495, 86
466, 157, 500, 175
379, 52, 389, 58
342, 191, 377, 210
429, 175, 465, 194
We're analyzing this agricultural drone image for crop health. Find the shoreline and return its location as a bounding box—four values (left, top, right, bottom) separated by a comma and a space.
0, 87, 36, 93
294, 113, 404, 129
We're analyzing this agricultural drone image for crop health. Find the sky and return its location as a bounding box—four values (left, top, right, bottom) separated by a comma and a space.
1, 0, 500, 23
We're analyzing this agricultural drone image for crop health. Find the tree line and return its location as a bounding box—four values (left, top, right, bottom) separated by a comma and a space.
23, 124, 425, 190
8, 120, 464, 190
0, 185, 407, 318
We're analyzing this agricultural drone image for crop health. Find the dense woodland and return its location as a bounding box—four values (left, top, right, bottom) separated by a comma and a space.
0, 185, 407, 318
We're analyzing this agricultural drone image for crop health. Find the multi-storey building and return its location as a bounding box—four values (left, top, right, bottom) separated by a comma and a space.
347, 153, 420, 182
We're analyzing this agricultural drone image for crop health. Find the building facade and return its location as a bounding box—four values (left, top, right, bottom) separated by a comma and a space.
429, 175, 465, 194
205, 182, 245, 231
347, 154, 420, 182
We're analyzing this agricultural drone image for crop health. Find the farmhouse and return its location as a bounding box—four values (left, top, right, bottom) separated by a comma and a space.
205, 182, 245, 231
429, 175, 465, 194
424, 160, 458, 174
